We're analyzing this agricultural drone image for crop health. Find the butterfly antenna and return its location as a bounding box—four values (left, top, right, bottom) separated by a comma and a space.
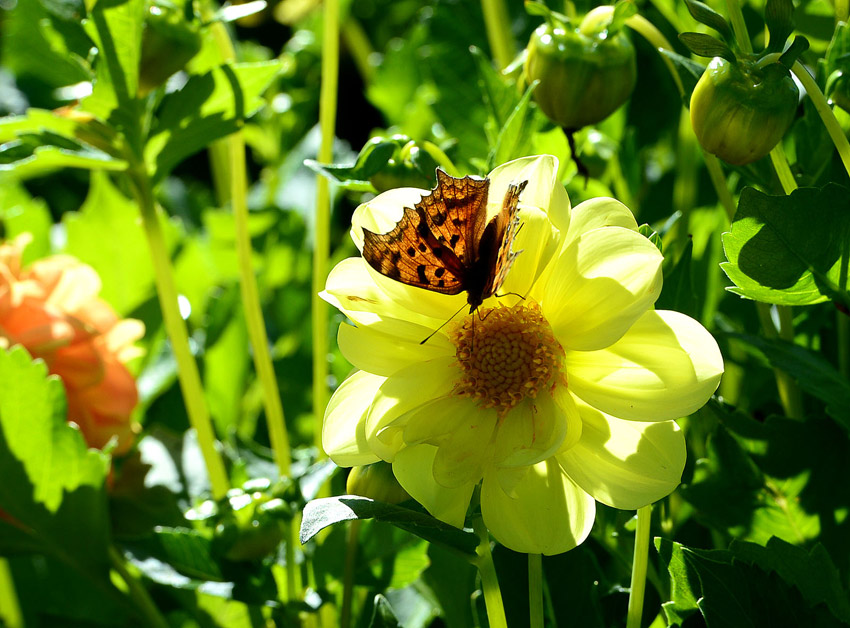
420, 303, 467, 345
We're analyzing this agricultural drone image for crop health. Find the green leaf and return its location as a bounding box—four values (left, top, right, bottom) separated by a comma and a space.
657, 538, 850, 627
655, 538, 700, 625
300, 496, 479, 557
609, 0, 638, 36
0, 347, 111, 580
489, 80, 538, 170
729, 333, 850, 430
145, 61, 281, 181
370, 594, 401, 628
658, 49, 706, 105
721, 184, 850, 307
471, 46, 520, 146
765, 0, 795, 52
778, 35, 810, 68
63, 171, 154, 314
683, 0, 734, 41
0, 183, 52, 265
678, 32, 737, 62
85, 0, 145, 102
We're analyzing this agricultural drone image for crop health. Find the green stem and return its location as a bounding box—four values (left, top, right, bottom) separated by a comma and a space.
769, 143, 797, 193
626, 505, 652, 628
341, 18, 375, 83
791, 60, 850, 181
340, 520, 361, 628
0, 559, 22, 628
132, 171, 229, 499
528, 553, 544, 628
109, 546, 168, 628
724, 0, 753, 54
313, 0, 340, 455
625, 14, 686, 97
837, 0, 850, 23
472, 496, 508, 628
481, 0, 516, 70
704, 153, 736, 222
673, 108, 699, 245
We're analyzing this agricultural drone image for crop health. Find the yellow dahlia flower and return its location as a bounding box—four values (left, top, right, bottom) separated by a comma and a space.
321, 155, 723, 555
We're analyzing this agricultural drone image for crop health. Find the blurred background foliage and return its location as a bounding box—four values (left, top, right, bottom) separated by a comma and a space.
2, 0, 850, 625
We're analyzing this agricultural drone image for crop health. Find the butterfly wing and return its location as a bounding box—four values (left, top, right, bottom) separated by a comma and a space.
481, 180, 528, 299
361, 170, 489, 295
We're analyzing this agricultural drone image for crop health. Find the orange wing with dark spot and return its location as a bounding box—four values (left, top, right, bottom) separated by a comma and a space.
482, 180, 527, 299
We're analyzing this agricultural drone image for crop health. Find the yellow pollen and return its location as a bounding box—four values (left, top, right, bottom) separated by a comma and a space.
450, 301, 565, 417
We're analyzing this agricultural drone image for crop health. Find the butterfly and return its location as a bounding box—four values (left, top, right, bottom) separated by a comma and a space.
362, 169, 527, 314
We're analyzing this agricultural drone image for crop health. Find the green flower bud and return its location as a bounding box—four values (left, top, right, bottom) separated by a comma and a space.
523, 8, 637, 130
346, 463, 410, 505
138, 7, 202, 96
690, 57, 799, 166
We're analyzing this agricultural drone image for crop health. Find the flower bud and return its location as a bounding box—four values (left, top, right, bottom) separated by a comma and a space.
690, 57, 799, 165
138, 7, 202, 96
346, 463, 410, 505
523, 9, 637, 130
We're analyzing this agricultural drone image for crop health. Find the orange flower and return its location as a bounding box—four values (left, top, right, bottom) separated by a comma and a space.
0, 234, 145, 453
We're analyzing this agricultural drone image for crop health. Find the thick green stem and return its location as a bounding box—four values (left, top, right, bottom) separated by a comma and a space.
769, 143, 797, 193
724, 0, 753, 54
342, 18, 375, 83
481, 0, 515, 70
528, 553, 544, 628
472, 499, 508, 628
109, 546, 168, 628
626, 505, 652, 628
313, 0, 340, 455
132, 172, 229, 499
0, 559, 22, 628
704, 153, 736, 222
340, 520, 361, 628
791, 61, 850, 180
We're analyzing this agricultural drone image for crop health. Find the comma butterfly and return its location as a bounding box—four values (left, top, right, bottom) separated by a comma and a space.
362, 169, 527, 313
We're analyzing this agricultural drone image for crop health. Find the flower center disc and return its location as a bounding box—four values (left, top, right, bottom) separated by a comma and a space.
451, 302, 565, 417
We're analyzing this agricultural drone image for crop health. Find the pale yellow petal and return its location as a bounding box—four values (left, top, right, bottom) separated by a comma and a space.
365, 356, 458, 461
566, 310, 723, 421
564, 197, 638, 246
542, 227, 663, 351
392, 444, 476, 528
364, 262, 469, 321
557, 401, 685, 509
431, 405, 498, 488
350, 187, 428, 251
321, 257, 442, 328
481, 459, 595, 555
487, 155, 570, 233
337, 319, 454, 377
553, 386, 583, 454
493, 392, 566, 468
323, 370, 384, 466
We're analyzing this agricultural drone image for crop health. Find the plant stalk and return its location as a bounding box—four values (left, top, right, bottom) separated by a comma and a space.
481, 0, 516, 70
626, 505, 652, 628
0, 559, 22, 628
132, 171, 229, 499
472, 489, 508, 628
313, 0, 340, 455
528, 553, 544, 628
724, 0, 753, 54
340, 520, 361, 628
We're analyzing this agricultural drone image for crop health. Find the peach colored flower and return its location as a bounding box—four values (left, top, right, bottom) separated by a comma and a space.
0, 234, 144, 453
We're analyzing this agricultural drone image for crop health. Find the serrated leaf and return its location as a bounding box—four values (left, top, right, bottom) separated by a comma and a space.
679, 32, 737, 61
0, 347, 111, 580
300, 496, 478, 557
684, 0, 734, 40
765, 0, 795, 52
721, 184, 850, 307
145, 61, 281, 181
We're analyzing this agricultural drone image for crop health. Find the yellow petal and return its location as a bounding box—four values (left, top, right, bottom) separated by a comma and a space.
365, 356, 458, 461
323, 370, 384, 466
566, 310, 723, 421
392, 444, 476, 528
431, 404, 498, 488
322, 257, 441, 328
481, 459, 595, 555
350, 187, 428, 251
541, 227, 663, 351
563, 197, 638, 246
557, 401, 685, 509
493, 392, 566, 468
337, 319, 454, 377
553, 386, 583, 454
487, 155, 571, 234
